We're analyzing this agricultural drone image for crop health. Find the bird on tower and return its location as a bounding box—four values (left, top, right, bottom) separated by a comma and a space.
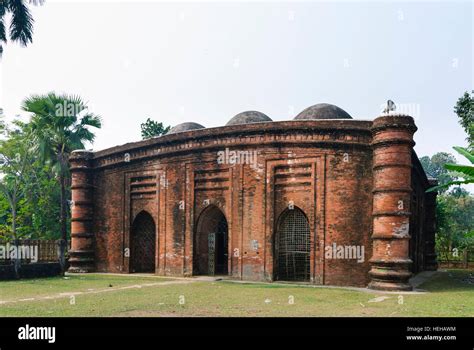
382, 100, 396, 114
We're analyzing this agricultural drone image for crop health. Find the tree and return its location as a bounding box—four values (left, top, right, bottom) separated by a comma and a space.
454, 91, 474, 149
436, 194, 474, 260
140, 118, 170, 139
426, 91, 474, 193
0, 141, 62, 241
21, 92, 101, 242
420, 152, 458, 193
425, 91, 474, 264
426, 147, 474, 193
0, 122, 35, 278
19, 161, 61, 239
0, 0, 44, 55
0, 123, 33, 238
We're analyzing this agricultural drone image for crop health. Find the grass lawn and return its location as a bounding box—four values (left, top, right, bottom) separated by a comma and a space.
0, 269, 472, 317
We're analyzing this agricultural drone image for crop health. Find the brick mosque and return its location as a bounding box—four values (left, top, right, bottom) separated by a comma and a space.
68, 103, 438, 291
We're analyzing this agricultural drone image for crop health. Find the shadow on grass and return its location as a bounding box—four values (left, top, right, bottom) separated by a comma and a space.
420, 269, 474, 292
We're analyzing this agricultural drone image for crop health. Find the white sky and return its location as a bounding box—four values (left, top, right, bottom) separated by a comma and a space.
1, 0, 473, 167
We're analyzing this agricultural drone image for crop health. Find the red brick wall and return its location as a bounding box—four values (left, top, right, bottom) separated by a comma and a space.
69, 119, 435, 289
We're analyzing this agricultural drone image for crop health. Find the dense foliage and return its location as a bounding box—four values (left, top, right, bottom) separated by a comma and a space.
0, 93, 101, 241
422, 90, 474, 257
454, 90, 474, 150
140, 118, 170, 139
436, 194, 474, 259
420, 152, 458, 193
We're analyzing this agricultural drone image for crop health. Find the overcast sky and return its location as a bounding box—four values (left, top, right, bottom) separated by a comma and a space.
1, 0, 472, 163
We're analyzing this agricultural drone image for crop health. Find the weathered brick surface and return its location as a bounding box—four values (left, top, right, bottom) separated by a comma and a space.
68, 118, 436, 290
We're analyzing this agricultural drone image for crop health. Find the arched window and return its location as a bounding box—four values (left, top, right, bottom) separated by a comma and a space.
274, 207, 311, 281
130, 211, 156, 273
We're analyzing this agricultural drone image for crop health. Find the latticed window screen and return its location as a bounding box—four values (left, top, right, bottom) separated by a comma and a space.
131, 212, 156, 273
215, 218, 228, 274
208, 232, 216, 276
276, 208, 310, 281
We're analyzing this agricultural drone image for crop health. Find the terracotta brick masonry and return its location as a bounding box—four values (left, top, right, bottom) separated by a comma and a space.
68, 112, 437, 291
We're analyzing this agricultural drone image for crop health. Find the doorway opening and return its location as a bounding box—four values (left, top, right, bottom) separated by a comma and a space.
194, 206, 228, 276
130, 211, 156, 273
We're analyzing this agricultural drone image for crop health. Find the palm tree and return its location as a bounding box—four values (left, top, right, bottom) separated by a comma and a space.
22, 92, 102, 242
0, 0, 44, 55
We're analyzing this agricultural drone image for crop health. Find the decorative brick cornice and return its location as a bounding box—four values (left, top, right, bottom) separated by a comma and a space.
90, 120, 374, 170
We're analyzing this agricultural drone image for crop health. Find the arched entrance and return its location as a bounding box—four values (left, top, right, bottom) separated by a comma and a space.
274, 207, 311, 282
130, 211, 156, 273
194, 206, 228, 276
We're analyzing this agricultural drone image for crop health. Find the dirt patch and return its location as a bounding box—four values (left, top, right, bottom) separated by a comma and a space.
0, 279, 197, 306
461, 272, 474, 284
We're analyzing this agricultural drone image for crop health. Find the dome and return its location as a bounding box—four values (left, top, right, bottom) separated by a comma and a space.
294, 103, 352, 120
226, 111, 272, 126
167, 122, 205, 134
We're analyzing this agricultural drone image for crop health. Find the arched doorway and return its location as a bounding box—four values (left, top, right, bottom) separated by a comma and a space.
130, 211, 156, 273
274, 207, 311, 282
194, 206, 228, 276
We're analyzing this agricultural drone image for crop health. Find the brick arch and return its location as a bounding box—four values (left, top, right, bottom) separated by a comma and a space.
193, 205, 228, 276
130, 210, 156, 273
273, 206, 311, 282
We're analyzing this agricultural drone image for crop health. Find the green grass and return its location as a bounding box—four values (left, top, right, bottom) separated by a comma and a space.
0, 274, 171, 302
0, 270, 472, 317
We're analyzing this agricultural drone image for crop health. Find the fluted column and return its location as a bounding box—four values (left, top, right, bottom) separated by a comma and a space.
424, 179, 438, 271
68, 150, 95, 273
369, 115, 417, 291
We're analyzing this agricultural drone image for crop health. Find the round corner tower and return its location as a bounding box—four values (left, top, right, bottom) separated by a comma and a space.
68, 150, 95, 273
369, 114, 417, 291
